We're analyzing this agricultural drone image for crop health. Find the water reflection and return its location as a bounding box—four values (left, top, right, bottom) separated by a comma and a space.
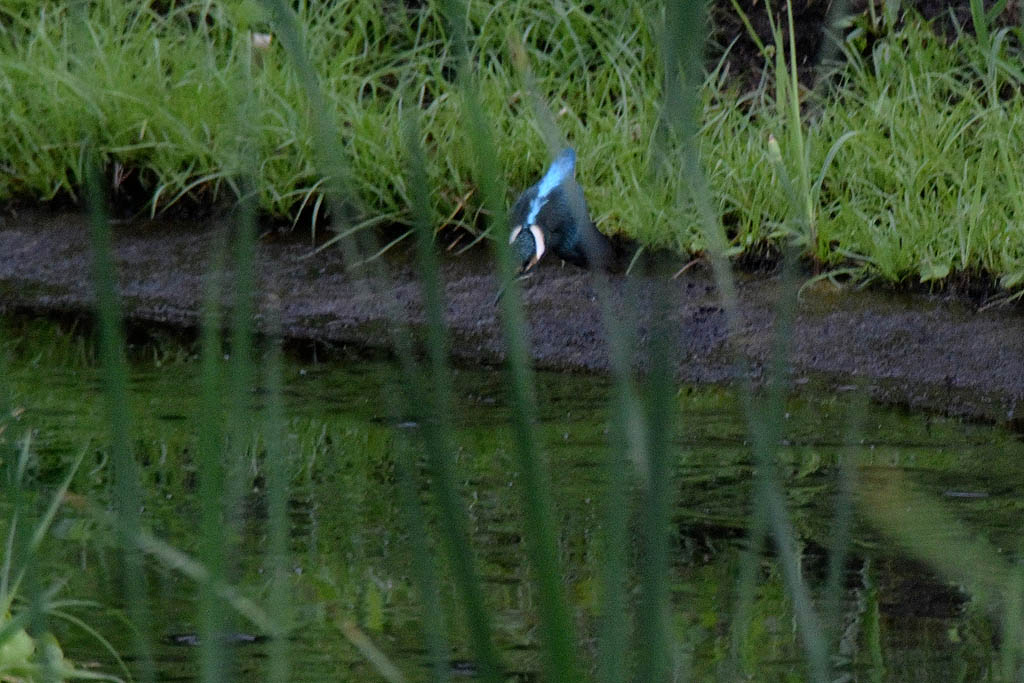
5, 337, 1022, 681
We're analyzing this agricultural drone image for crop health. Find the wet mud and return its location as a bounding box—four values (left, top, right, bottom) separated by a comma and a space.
1, 210, 1022, 426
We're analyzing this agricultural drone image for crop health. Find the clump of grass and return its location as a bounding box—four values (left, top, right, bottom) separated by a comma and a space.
3, 1, 1024, 291
820, 12, 1024, 289
0, 436, 128, 682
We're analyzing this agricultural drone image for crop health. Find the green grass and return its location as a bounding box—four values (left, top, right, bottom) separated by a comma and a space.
3, 1, 1024, 290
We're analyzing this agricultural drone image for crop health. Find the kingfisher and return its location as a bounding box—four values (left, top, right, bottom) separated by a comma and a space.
508, 148, 613, 273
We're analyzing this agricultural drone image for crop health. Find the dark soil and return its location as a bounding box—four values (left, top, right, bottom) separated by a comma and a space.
2, 210, 1022, 427
715, 0, 1024, 84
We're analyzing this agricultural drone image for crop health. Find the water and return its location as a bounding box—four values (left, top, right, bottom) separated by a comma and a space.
3, 318, 1022, 681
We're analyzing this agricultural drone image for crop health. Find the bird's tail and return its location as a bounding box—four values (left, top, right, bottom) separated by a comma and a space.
580, 222, 617, 272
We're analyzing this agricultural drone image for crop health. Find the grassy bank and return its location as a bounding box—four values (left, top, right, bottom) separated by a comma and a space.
2, 1, 1024, 290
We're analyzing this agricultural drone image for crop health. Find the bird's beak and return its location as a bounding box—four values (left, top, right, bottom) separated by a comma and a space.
526, 225, 546, 269
509, 225, 546, 272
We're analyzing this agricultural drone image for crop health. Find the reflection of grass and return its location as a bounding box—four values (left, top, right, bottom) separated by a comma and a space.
4, 312, 1024, 679
0, 438, 126, 682
3, 2, 1024, 289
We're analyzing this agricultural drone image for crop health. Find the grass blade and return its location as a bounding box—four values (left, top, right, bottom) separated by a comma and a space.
437, 0, 583, 678
398, 109, 456, 682
633, 273, 676, 683
262, 307, 291, 683
84, 155, 155, 683
259, 2, 502, 677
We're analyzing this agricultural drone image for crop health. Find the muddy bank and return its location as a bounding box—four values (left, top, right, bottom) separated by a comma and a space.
1, 210, 1022, 425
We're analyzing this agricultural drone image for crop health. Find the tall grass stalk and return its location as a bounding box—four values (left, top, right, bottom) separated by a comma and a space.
74, 8, 156, 675
585, 219, 648, 683
245, 24, 296, 664
1000, 566, 1024, 678
396, 109, 463, 682
661, 7, 760, 677
262, 310, 291, 683
506, 23, 654, 681
225, 197, 259, 513
0, 317, 24, 624
593, 316, 637, 683
439, 0, 583, 678
726, 497, 768, 676
750, 251, 829, 681
258, 2, 503, 678
756, 7, 850, 674
621, 4, 726, 679
84, 157, 156, 683
633, 275, 677, 682
195, 219, 230, 682
757, 27, 840, 678
734, 17, 833, 666
822, 393, 864, 653
194, 27, 266, 677
217, 183, 259, 676
660, 1, 742, 322
393, 431, 449, 682
660, 2, 835, 678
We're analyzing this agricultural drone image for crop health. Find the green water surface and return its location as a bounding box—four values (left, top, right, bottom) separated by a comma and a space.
3, 318, 1022, 681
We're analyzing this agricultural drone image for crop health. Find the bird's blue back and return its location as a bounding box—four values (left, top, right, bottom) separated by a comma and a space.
525, 148, 576, 227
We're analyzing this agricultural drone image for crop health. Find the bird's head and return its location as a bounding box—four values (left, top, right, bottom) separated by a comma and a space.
508, 223, 546, 273
506, 147, 576, 274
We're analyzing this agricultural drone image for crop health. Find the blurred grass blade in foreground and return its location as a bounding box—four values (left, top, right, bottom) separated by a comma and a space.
84, 155, 156, 683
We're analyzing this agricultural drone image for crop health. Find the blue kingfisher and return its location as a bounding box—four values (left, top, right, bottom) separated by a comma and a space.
508, 148, 613, 273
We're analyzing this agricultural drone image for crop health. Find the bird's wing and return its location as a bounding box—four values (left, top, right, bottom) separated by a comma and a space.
550, 179, 613, 269
535, 180, 588, 267
526, 149, 575, 227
